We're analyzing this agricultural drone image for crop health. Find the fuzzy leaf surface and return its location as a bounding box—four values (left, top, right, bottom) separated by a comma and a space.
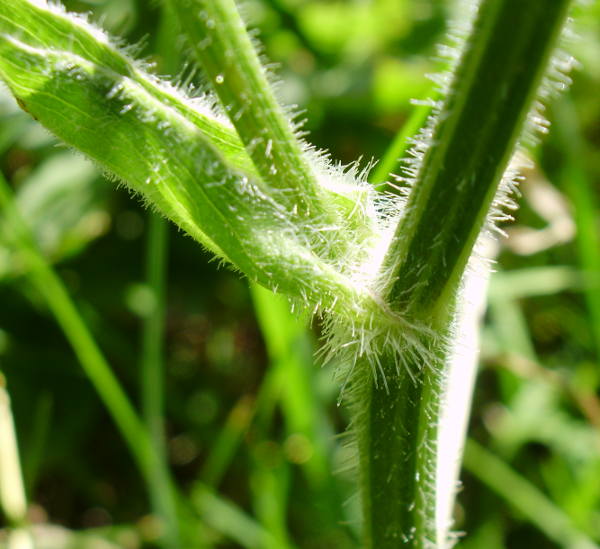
0, 0, 361, 307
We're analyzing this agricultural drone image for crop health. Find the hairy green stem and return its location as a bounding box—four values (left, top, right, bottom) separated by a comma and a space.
361, 1, 572, 547
168, 0, 328, 220
384, 0, 571, 318
354, 332, 446, 549
0, 1, 578, 547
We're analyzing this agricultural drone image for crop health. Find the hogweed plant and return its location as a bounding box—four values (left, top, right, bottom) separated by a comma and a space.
0, 0, 582, 547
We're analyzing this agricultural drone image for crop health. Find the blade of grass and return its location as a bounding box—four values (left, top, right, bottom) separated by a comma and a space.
140, 210, 176, 547
196, 337, 310, 492
196, 344, 310, 492
250, 284, 347, 531
489, 276, 537, 362
250, 284, 333, 486
199, 394, 255, 488
0, 171, 181, 548
192, 485, 279, 549
487, 267, 552, 457
369, 94, 437, 189
200, 285, 335, 494
193, 357, 303, 546
552, 96, 600, 361
463, 438, 598, 549
488, 266, 584, 301
249, 441, 295, 549
194, 371, 297, 548
245, 296, 295, 549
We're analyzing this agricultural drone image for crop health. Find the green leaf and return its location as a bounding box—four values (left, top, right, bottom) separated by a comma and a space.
168, 0, 379, 266
0, 0, 360, 309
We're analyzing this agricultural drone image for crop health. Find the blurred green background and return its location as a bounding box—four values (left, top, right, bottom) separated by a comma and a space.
0, 0, 599, 548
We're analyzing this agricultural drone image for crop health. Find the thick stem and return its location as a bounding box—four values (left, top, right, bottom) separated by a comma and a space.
355, 332, 446, 549
383, 0, 572, 317
361, 1, 572, 547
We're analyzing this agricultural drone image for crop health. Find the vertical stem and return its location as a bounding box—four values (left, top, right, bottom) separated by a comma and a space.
355, 333, 446, 549
141, 212, 180, 548
361, 1, 572, 547
383, 0, 572, 316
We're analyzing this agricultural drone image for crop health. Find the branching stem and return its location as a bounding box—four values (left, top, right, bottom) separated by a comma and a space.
360, 1, 572, 547
0, 1, 578, 548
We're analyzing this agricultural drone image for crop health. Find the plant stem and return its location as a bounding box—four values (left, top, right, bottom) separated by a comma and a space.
141, 212, 179, 548
168, 0, 327, 220
355, 333, 446, 548
369, 97, 436, 190
384, 0, 571, 318
250, 284, 335, 489
361, 1, 572, 547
